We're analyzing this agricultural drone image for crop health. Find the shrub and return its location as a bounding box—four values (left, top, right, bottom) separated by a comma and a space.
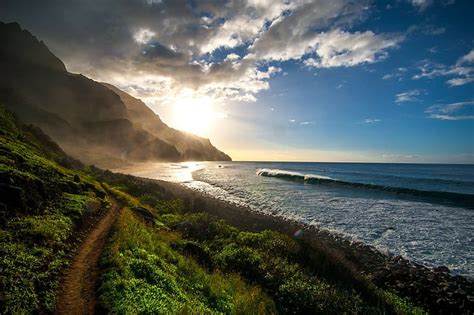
99, 208, 276, 314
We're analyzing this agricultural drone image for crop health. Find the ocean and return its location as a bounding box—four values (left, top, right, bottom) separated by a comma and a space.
118, 161, 474, 278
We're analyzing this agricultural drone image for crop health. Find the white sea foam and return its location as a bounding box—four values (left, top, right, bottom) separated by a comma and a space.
304, 174, 333, 181
256, 168, 333, 180
256, 168, 304, 177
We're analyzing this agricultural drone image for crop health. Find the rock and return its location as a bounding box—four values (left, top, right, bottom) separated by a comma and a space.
131, 206, 155, 223
434, 266, 450, 274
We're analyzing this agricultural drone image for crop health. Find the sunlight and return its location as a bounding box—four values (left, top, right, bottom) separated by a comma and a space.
171, 96, 216, 137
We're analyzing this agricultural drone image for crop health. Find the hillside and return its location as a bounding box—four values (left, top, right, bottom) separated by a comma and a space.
0, 21, 230, 168
0, 102, 425, 314
102, 83, 231, 161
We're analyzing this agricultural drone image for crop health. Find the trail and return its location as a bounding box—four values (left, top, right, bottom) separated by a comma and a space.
55, 199, 121, 315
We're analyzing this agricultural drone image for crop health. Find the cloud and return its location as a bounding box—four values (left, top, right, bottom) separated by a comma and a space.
441, 0, 456, 5
458, 49, 474, 65
382, 153, 419, 159
382, 67, 407, 80
305, 30, 401, 68
0, 0, 402, 106
429, 114, 474, 120
425, 100, 474, 120
395, 89, 425, 103
288, 119, 314, 125
422, 25, 445, 36
427, 46, 437, 53
408, 0, 433, 11
413, 49, 474, 86
446, 77, 474, 86
133, 28, 156, 44
362, 118, 381, 123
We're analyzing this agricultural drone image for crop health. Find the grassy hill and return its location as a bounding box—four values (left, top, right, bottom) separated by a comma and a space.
0, 103, 424, 314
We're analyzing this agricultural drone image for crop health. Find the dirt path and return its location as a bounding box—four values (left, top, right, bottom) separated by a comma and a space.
55, 199, 121, 315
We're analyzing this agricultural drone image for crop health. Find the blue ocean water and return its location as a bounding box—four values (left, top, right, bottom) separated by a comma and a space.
118, 161, 474, 277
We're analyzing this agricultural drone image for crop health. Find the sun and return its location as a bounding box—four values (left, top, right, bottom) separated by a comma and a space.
172, 97, 215, 137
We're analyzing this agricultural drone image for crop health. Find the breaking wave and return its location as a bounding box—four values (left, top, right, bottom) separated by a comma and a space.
256, 168, 474, 209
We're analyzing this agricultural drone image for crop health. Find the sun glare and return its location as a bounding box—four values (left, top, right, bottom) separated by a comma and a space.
172, 97, 216, 137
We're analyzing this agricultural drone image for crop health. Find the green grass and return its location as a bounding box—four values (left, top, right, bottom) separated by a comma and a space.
0, 233, 69, 313
166, 213, 365, 313
103, 185, 425, 314
0, 191, 109, 313
0, 104, 110, 313
99, 207, 276, 314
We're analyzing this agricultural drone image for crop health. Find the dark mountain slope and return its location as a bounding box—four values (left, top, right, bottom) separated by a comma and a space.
102, 83, 231, 161
0, 21, 230, 167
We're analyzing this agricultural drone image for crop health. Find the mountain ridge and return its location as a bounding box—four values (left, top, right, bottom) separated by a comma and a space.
101, 83, 231, 161
0, 21, 231, 167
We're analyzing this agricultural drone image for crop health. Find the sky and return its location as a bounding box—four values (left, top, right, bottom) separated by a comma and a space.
1, 0, 473, 163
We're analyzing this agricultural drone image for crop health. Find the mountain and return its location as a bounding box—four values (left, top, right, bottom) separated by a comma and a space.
0, 21, 230, 168
101, 83, 232, 161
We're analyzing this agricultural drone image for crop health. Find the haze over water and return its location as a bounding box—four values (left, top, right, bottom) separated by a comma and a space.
119, 161, 474, 278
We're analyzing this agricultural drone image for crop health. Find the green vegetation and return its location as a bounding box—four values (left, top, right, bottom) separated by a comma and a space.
99, 174, 425, 314
0, 103, 425, 314
0, 105, 110, 313
99, 207, 275, 314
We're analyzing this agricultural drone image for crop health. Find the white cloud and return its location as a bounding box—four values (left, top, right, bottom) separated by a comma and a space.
428, 27, 445, 35
429, 114, 474, 120
382, 67, 407, 80
288, 119, 314, 125
425, 101, 474, 113
310, 30, 401, 68
133, 28, 156, 44
304, 58, 319, 67
198, 1, 294, 54
441, 0, 456, 5
413, 49, 474, 86
422, 25, 445, 35
224, 53, 241, 61
425, 100, 474, 120
382, 153, 419, 159
446, 77, 474, 86
255, 28, 401, 68
395, 89, 425, 103
363, 118, 381, 123
409, 0, 433, 11
458, 49, 474, 65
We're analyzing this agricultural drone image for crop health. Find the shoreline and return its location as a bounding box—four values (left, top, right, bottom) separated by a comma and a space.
131, 175, 473, 313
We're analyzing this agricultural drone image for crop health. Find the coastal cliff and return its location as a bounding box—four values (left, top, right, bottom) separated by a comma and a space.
0, 22, 231, 168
